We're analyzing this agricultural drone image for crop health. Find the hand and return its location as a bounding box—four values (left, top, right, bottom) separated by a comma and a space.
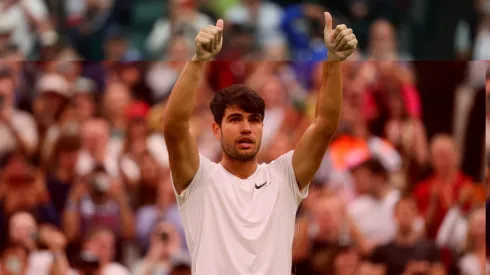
107, 180, 127, 202
324, 12, 358, 61
192, 19, 224, 62
68, 179, 88, 202
39, 225, 67, 253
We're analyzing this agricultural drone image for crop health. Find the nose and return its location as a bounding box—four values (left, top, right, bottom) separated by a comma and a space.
240, 120, 252, 134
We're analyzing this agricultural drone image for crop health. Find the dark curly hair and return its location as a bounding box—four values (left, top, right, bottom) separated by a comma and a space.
210, 84, 265, 125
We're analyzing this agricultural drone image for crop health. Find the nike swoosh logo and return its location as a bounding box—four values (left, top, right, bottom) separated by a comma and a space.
255, 182, 268, 189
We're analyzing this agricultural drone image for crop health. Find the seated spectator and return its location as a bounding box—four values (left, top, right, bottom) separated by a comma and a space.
136, 180, 185, 253
146, 0, 213, 58
383, 91, 429, 187
0, 212, 38, 274
101, 82, 133, 138
72, 227, 130, 275
0, 68, 39, 157
293, 193, 368, 274
414, 134, 476, 239
77, 118, 122, 177
370, 196, 446, 275
131, 221, 187, 275
366, 19, 412, 61
348, 157, 424, 252
0, 151, 58, 234
45, 129, 82, 221
62, 166, 135, 244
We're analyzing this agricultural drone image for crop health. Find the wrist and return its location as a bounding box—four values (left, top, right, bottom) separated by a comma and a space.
192, 54, 208, 62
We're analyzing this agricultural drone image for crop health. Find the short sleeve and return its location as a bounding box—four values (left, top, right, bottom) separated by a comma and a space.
12, 112, 39, 152
171, 154, 213, 207
271, 150, 309, 205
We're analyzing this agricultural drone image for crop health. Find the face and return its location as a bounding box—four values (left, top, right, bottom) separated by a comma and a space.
313, 196, 343, 234
259, 76, 284, 108
395, 199, 417, 235
388, 94, 404, 118
213, 105, 263, 162
88, 231, 114, 264
103, 83, 131, 118
351, 167, 374, 195
430, 138, 457, 174
81, 120, 109, 153
9, 212, 37, 249
369, 20, 396, 58
74, 94, 95, 122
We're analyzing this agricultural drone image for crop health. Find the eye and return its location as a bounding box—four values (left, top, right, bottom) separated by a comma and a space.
250, 117, 261, 123
230, 117, 240, 122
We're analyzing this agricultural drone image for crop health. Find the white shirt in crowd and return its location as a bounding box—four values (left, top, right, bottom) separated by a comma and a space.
173, 151, 308, 275
348, 189, 424, 246
0, 109, 38, 156
0, 0, 49, 55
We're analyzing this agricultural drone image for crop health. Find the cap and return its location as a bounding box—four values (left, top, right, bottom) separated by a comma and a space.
37, 74, 70, 98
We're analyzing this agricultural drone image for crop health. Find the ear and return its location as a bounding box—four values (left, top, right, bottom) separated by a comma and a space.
212, 122, 221, 140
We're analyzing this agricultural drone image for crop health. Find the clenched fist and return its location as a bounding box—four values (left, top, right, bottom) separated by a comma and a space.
192, 19, 224, 62
324, 12, 358, 61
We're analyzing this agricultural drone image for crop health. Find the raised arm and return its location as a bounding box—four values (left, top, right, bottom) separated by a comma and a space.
292, 12, 358, 189
162, 19, 224, 194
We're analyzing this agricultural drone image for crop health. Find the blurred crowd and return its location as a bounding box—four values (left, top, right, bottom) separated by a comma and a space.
0, 59, 486, 275
0, 0, 488, 61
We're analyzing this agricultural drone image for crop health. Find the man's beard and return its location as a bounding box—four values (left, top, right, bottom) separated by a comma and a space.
221, 137, 260, 162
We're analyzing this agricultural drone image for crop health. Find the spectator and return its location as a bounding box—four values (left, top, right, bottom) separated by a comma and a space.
0, 68, 39, 157
103, 26, 142, 62
101, 82, 132, 138
414, 134, 475, 239
370, 196, 446, 275
0, 0, 57, 56
73, 227, 130, 275
77, 118, 121, 177
348, 157, 423, 252
131, 221, 186, 275
146, 0, 213, 58
366, 19, 412, 60
383, 90, 429, 187
136, 180, 184, 253
45, 130, 82, 221
62, 165, 135, 243
0, 151, 58, 234
224, 0, 285, 51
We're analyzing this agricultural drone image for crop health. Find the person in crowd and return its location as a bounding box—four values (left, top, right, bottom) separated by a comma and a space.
131, 221, 187, 275
348, 157, 424, 254
414, 134, 476, 239
0, 68, 39, 157
62, 165, 135, 245
370, 195, 446, 275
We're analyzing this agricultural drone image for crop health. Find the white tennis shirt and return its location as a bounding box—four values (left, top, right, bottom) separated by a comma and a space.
172, 150, 309, 275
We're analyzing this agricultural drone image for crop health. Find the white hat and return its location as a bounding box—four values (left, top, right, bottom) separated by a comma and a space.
37, 74, 71, 98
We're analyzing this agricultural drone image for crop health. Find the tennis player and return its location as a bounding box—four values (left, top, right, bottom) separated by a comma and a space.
162, 12, 358, 275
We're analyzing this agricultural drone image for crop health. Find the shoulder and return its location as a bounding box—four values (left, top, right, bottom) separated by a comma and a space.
12, 110, 36, 124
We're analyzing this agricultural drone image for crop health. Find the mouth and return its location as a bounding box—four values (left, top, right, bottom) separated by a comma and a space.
237, 137, 255, 149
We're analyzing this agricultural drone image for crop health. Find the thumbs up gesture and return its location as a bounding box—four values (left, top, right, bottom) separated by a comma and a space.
192, 19, 224, 62
324, 12, 358, 61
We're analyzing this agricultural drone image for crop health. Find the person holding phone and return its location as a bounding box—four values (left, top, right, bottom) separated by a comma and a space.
131, 221, 187, 275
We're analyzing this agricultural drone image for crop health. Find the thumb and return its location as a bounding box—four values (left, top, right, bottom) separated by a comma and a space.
216, 19, 224, 29
324, 12, 333, 32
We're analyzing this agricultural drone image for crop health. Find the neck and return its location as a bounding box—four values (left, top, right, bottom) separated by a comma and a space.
220, 155, 258, 179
